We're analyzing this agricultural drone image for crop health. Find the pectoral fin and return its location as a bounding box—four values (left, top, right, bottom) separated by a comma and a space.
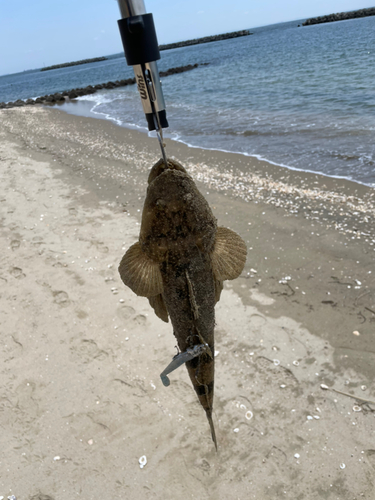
212, 227, 247, 281
214, 279, 223, 303
148, 294, 169, 323
118, 242, 163, 297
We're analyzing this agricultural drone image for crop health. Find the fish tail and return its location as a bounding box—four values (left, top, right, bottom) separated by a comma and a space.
206, 408, 218, 451
186, 355, 217, 448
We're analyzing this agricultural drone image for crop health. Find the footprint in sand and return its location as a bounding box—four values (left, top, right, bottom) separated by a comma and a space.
188, 457, 216, 482
117, 305, 136, 321
95, 241, 109, 253
52, 261, 67, 268
116, 305, 147, 326
132, 314, 147, 326
10, 266, 26, 279
255, 356, 299, 388
76, 309, 89, 319
53, 290, 70, 306
31, 236, 44, 246
265, 445, 288, 467
365, 450, 375, 470
249, 313, 267, 330
30, 494, 55, 500
10, 239, 20, 250
15, 379, 40, 419
193, 458, 215, 477
70, 338, 109, 363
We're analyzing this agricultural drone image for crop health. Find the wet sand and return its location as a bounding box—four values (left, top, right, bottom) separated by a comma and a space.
0, 106, 374, 499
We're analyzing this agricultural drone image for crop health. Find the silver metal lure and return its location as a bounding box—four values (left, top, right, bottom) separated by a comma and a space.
160, 344, 211, 387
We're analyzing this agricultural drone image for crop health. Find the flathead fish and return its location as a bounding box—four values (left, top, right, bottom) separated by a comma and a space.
118, 158, 247, 448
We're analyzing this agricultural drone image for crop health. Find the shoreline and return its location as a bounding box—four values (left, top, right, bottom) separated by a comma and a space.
2, 104, 375, 238
57, 98, 375, 191
1, 106, 374, 498
163, 134, 375, 190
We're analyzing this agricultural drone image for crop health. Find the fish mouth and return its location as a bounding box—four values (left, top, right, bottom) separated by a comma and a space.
148, 158, 187, 184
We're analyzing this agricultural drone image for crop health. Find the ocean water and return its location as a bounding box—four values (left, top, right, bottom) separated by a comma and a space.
1, 17, 374, 186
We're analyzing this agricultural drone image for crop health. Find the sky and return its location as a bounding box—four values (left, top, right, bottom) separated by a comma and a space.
1, 0, 374, 76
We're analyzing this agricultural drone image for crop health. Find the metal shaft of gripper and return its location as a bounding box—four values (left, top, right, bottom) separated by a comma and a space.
116, 0, 168, 165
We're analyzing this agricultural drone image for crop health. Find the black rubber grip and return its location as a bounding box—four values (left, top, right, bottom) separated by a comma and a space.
146, 110, 168, 131
118, 14, 160, 66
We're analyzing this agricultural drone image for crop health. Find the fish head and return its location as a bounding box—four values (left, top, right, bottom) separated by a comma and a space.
140, 159, 217, 262
147, 157, 187, 184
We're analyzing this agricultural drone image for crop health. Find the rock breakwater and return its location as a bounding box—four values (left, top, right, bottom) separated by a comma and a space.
41, 57, 108, 72
159, 30, 252, 51
0, 64, 202, 109
303, 7, 375, 26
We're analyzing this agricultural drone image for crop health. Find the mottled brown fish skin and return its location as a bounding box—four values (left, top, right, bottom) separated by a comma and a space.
140, 160, 217, 264
142, 161, 218, 444
118, 158, 247, 449
160, 248, 216, 435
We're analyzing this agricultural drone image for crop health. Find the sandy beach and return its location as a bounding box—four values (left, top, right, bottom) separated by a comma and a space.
0, 106, 374, 499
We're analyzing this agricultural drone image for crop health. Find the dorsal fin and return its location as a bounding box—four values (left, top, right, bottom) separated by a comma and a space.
211, 227, 247, 281
118, 242, 163, 297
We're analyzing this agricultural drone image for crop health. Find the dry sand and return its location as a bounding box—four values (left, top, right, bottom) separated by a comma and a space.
0, 106, 374, 499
